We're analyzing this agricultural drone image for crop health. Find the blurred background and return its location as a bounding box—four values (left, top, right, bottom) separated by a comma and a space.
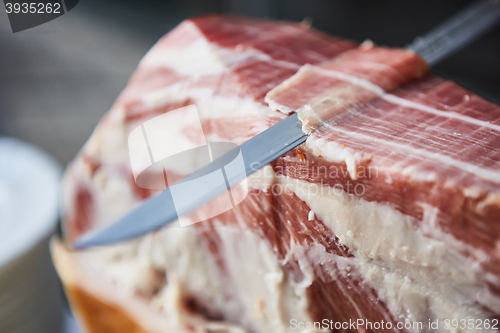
0, 0, 498, 332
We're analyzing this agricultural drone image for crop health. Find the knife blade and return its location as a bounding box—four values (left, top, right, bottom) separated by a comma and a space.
74, 113, 307, 247
73, 0, 500, 249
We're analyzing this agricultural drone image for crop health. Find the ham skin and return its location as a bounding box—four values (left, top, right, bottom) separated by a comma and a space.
51, 15, 500, 333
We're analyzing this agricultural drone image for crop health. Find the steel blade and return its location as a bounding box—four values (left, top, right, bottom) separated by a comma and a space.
73, 114, 306, 248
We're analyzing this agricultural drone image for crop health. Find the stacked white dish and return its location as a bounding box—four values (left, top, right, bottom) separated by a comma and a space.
0, 137, 63, 333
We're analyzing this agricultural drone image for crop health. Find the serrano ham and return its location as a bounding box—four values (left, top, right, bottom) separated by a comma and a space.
51, 15, 500, 333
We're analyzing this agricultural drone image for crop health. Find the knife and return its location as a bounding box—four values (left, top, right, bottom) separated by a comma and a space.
74, 0, 500, 248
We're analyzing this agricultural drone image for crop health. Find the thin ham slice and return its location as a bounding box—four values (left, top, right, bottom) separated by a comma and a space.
266, 42, 429, 132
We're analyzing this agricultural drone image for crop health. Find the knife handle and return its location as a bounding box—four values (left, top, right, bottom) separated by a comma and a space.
407, 0, 500, 65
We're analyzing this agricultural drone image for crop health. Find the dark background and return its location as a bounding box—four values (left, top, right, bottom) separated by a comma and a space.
0, 0, 499, 166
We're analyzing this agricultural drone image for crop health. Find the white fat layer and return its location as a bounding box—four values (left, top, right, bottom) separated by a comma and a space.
140, 19, 301, 78
247, 165, 276, 191
141, 36, 264, 76
213, 220, 311, 333
149, 225, 247, 330
80, 216, 314, 333
141, 83, 283, 120
84, 111, 130, 165
304, 136, 365, 180
280, 175, 500, 332
84, 83, 282, 170
92, 166, 140, 227
54, 242, 172, 333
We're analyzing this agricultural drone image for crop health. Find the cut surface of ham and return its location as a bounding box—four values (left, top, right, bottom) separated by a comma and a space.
52, 15, 500, 333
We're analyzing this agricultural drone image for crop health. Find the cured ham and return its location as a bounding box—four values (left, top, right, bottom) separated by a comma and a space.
51, 15, 500, 333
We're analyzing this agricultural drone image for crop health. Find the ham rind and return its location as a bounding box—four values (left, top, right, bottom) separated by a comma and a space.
53, 15, 500, 333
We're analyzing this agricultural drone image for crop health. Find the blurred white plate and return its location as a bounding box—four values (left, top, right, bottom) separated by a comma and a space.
0, 137, 63, 333
0, 137, 61, 267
